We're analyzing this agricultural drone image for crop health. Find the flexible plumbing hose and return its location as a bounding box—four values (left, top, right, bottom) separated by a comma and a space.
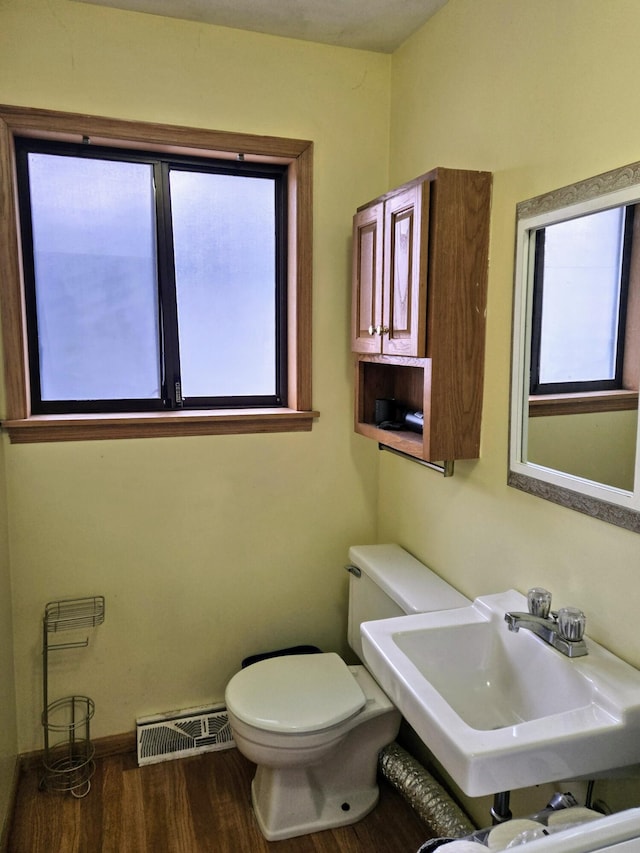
379, 742, 475, 839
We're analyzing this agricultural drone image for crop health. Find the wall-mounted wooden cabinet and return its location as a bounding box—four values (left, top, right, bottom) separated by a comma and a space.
352, 183, 428, 356
352, 167, 492, 463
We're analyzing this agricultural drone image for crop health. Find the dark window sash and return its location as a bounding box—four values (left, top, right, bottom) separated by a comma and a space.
530, 206, 635, 396
14, 136, 288, 415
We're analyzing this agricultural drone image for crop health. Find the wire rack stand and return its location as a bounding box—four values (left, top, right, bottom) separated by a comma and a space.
41, 596, 105, 798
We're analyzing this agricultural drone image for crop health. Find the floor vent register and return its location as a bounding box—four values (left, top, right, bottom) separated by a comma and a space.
136, 706, 235, 766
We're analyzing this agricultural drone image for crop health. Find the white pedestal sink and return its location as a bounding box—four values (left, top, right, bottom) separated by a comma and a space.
361, 590, 640, 797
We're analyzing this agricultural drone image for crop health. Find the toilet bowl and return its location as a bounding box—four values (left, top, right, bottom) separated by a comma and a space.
226, 652, 400, 840
224, 544, 470, 842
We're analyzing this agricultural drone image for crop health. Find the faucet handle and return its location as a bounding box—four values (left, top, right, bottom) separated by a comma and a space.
557, 607, 586, 642
527, 587, 552, 619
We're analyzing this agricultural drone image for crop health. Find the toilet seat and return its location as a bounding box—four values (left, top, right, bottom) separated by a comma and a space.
226, 652, 366, 733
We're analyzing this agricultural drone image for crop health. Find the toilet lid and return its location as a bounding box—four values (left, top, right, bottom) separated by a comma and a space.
226, 652, 367, 733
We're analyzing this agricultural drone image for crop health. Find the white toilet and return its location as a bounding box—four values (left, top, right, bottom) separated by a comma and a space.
225, 544, 470, 841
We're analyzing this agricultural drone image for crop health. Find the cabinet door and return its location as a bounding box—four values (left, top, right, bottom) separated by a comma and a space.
383, 183, 428, 356
351, 202, 383, 353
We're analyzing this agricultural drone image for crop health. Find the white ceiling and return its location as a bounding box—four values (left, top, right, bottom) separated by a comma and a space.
74, 0, 449, 53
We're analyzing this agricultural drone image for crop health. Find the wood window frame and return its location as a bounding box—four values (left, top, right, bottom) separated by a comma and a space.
0, 105, 318, 442
529, 389, 639, 417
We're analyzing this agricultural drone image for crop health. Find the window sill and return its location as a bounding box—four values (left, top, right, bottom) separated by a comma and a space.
529, 390, 638, 417
2, 408, 320, 443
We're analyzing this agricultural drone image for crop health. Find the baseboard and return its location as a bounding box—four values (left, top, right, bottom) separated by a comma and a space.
18, 730, 136, 772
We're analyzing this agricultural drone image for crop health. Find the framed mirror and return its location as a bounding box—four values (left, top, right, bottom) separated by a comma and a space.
509, 161, 640, 533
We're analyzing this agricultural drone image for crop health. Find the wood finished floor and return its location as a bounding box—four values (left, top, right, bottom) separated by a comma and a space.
8, 747, 434, 852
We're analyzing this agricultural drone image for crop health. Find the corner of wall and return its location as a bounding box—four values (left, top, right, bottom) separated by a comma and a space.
0, 438, 17, 843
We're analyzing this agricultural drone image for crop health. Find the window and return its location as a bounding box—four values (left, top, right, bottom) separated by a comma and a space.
17, 139, 287, 414
528, 204, 640, 417
530, 206, 633, 394
0, 106, 316, 441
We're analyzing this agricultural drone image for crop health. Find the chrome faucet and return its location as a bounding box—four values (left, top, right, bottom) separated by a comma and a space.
504, 589, 588, 658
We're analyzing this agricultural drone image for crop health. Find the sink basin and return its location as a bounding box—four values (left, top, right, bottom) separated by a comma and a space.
361, 590, 640, 796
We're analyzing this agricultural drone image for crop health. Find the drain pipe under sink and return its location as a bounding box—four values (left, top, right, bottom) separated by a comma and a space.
379, 742, 475, 838
491, 790, 512, 824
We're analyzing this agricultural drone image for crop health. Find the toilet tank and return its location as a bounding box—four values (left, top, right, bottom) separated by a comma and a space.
347, 544, 470, 661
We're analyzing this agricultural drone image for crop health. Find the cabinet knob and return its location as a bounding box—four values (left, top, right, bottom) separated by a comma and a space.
368, 325, 376, 336
376, 325, 390, 336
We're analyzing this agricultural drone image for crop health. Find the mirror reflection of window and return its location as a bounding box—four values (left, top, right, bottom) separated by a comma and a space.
530, 206, 633, 394
525, 205, 640, 493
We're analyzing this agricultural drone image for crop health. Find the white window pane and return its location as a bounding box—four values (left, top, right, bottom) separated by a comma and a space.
539, 208, 624, 384
28, 153, 160, 401
169, 169, 276, 398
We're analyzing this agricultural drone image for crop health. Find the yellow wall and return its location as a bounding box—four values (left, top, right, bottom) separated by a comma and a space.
382, 0, 640, 822
0, 436, 16, 841
528, 410, 637, 491
383, 0, 640, 659
0, 0, 390, 755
